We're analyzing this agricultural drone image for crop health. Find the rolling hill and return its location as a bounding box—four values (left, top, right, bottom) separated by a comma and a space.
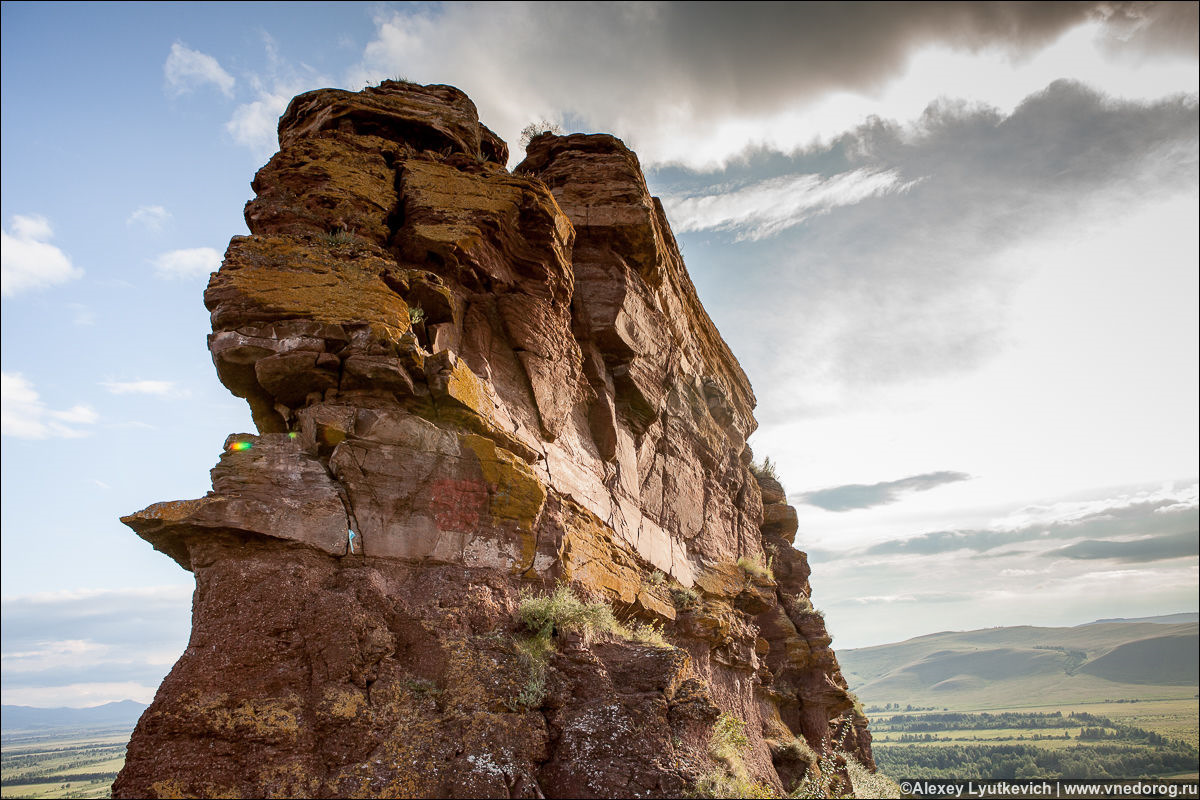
840, 615, 1198, 710
0, 700, 147, 733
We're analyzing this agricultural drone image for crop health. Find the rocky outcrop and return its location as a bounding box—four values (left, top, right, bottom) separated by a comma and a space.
114, 81, 872, 799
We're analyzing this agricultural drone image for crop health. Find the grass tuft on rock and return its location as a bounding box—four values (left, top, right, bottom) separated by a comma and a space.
737, 554, 775, 581
692, 713, 775, 798
512, 583, 674, 707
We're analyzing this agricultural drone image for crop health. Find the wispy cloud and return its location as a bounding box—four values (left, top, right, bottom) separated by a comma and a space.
1, 586, 191, 706
152, 247, 221, 279
163, 42, 235, 97
226, 34, 327, 158
1, 373, 98, 439
1, 215, 83, 297
126, 205, 172, 231
100, 379, 177, 396
1051, 530, 1199, 563
798, 470, 971, 511
845, 591, 973, 606
226, 90, 292, 154
663, 169, 919, 241
861, 484, 1199, 559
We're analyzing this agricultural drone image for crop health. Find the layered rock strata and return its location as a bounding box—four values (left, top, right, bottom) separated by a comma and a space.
114, 81, 872, 799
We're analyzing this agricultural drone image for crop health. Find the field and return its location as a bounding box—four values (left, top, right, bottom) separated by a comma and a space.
867, 699, 1199, 781
0, 729, 127, 800
844, 617, 1199, 782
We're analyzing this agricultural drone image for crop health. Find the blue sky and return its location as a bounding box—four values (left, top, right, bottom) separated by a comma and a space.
2, 2, 1197, 706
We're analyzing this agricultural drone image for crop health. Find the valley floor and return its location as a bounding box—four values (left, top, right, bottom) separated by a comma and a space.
1, 729, 127, 800
869, 698, 1199, 781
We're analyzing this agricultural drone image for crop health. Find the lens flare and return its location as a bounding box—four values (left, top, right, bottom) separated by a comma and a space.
229, 440, 253, 452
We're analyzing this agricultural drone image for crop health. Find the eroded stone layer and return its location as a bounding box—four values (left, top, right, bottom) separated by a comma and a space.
115, 81, 872, 799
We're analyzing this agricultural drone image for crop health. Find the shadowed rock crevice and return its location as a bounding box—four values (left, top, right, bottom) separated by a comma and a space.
115, 81, 873, 799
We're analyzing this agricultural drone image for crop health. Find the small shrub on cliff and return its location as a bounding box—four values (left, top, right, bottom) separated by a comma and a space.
845, 757, 901, 799
773, 735, 818, 770
519, 120, 565, 148
737, 554, 775, 581
624, 620, 670, 648
784, 594, 823, 622
518, 583, 621, 642
788, 749, 899, 799
323, 226, 356, 246
750, 456, 780, 481
693, 713, 773, 798
786, 721, 900, 800
512, 584, 674, 707
513, 631, 554, 707
710, 713, 751, 761
788, 743, 847, 799
671, 585, 700, 610
848, 692, 865, 718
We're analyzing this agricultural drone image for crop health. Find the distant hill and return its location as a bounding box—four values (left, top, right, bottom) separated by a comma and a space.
841, 618, 1198, 710
1, 699, 147, 732
1090, 612, 1198, 625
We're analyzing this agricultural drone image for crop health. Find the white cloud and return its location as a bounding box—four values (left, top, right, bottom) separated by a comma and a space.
663, 168, 919, 240
2, 681, 160, 707
152, 247, 222, 279
1, 373, 98, 439
226, 89, 292, 155
163, 42, 235, 97
224, 33, 328, 158
101, 379, 177, 396
1, 639, 108, 672
1, 586, 191, 706
126, 205, 172, 230
991, 483, 1199, 531
1, 214, 83, 296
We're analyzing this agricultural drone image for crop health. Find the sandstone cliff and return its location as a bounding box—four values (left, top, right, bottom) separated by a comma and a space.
114, 81, 874, 799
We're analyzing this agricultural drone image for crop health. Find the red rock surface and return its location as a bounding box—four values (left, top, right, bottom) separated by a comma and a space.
114, 81, 873, 799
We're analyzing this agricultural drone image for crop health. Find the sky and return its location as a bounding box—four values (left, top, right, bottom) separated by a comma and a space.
1, 1, 1197, 707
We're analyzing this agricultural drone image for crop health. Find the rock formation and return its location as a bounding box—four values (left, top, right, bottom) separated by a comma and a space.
114, 81, 873, 799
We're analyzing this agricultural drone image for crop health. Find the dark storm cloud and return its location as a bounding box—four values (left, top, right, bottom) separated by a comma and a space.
1051, 529, 1199, 562
366, 1, 1195, 170
650, 2, 1106, 115
559, 2, 1195, 122
861, 494, 1199, 558
797, 470, 972, 511
1097, 2, 1200, 59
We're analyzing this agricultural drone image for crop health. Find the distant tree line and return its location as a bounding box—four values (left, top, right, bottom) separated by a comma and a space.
877, 711, 1156, 733
0, 771, 119, 787
875, 742, 1198, 780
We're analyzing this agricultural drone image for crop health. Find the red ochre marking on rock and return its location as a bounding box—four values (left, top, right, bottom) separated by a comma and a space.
428, 477, 486, 532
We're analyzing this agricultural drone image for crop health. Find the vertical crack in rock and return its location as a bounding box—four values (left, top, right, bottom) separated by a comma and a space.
114, 80, 874, 799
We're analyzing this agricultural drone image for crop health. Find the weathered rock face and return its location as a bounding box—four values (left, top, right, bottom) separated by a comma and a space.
115, 81, 872, 799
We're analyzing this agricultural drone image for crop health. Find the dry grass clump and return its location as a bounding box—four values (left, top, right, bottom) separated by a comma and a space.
693, 713, 774, 798
512, 584, 673, 707
737, 554, 775, 581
